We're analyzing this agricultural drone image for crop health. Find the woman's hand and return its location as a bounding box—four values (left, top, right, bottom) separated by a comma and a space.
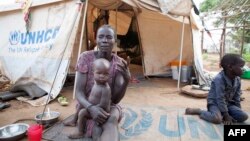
88, 105, 110, 124
117, 59, 131, 81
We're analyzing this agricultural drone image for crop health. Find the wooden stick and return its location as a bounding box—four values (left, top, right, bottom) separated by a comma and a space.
206, 25, 250, 31
177, 16, 185, 90
73, 0, 88, 99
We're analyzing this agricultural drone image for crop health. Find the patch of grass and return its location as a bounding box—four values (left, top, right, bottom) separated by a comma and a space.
243, 54, 250, 62
203, 54, 208, 60
229, 48, 240, 54
210, 59, 218, 66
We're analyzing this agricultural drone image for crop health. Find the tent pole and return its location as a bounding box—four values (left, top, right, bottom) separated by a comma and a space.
177, 16, 185, 90
134, 14, 147, 77
115, 3, 118, 55
73, 0, 88, 99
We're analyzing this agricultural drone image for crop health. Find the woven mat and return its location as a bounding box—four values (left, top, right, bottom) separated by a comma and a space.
42, 106, 250, 141
42, 115, 92, 141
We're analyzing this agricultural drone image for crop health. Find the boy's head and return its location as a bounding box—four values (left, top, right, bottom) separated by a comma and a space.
93, 58, 110, 84
220, 53, 245, 77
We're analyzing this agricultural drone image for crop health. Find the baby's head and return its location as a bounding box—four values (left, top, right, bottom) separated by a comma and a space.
220, 53, 245, 77
93, 58, 110, 84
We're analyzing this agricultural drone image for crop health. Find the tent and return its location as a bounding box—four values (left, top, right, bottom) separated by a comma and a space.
0, 0, 207, 106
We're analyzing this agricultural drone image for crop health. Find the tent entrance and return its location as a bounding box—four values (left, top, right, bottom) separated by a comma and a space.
116, 17, 143, 65
86, 4, 144, 72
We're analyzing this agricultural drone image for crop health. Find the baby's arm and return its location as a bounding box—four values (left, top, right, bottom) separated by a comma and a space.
97, 86, 111, 112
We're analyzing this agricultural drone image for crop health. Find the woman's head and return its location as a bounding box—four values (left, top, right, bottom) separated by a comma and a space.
96, 25, 116, 54
220, 53, 245, 77
93, 58, 110, 84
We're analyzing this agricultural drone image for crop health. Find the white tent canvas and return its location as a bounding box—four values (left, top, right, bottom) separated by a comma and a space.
0, 0, 83, 106
0, 0, 206, 106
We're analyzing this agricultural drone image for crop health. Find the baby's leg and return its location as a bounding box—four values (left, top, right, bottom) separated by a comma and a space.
92, 123, 103, 141
200, 105, 222, 124
68, 109, 89, 139
63, 104, 83, 126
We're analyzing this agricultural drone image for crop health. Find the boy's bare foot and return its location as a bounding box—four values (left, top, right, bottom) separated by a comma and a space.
63, 119, 76, 127
68, 132, 85, 139
185, 108, 202, 115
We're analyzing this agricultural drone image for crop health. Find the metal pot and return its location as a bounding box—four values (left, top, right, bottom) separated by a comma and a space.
0, 123, 29, 141
35, 111, 60, 126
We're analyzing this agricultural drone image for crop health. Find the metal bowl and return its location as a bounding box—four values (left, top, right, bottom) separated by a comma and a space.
0, 123, 29, 141
35, 111, 60, 125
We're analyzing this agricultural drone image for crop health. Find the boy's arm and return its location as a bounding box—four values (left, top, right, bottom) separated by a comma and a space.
214, 79, 237, 124
232, 79, 241, 108
214, 80, 228, 113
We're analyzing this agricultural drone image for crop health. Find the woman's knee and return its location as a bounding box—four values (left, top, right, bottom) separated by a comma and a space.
108, 115, 118, 124
103, 115, 118, 128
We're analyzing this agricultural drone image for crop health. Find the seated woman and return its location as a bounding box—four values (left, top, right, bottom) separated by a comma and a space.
64, 24, 130, 141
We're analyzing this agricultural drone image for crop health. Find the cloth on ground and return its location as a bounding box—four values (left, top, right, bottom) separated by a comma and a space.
181, 85, 208, 98
43, 106, 250, 141
43, 115, 92, 141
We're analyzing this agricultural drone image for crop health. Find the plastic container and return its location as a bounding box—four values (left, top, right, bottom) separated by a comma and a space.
169, 60, 187, 66
241, 70, 250, 79
171, 66, 178, 80
170, 60, 188, 81
27, 124, 43, 141
181, 65, 189, 82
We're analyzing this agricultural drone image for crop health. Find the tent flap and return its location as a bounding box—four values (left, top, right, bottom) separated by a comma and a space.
122, 0, 192, 16
158, 0, 193, 16
89, 0, 123, 10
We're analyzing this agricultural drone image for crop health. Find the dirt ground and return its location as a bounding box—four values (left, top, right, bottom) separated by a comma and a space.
0, 53, 250, 140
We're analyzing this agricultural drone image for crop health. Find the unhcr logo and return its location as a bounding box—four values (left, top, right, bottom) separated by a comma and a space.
9, 26, 60, 45
9, 31, 20, 45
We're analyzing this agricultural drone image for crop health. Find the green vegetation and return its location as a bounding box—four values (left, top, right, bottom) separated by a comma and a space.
200, 0, 250, 58
202, 53, 208, 60
243, 54, 250, 62
200, 0, 219, 12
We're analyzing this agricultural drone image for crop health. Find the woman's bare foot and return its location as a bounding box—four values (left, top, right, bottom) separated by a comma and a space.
68, 132, 85, 139
185, 108, 202, 115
